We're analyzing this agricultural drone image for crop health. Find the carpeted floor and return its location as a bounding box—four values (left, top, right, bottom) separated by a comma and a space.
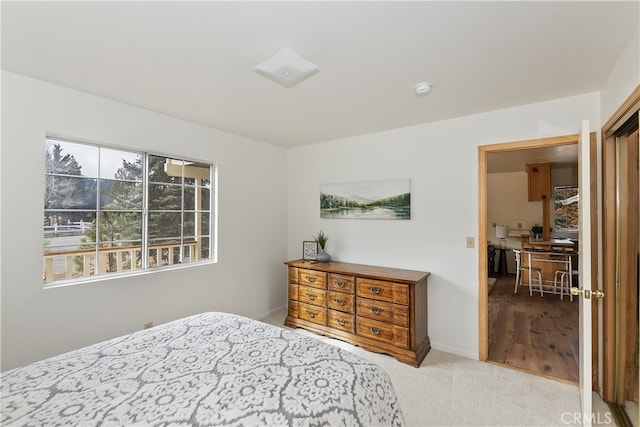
261, 308, 614, 426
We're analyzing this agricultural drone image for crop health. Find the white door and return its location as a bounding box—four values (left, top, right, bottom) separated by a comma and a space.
577, 119, 593, 426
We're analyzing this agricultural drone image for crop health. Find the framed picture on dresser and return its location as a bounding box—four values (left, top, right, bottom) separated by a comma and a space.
302, 241, 318, 261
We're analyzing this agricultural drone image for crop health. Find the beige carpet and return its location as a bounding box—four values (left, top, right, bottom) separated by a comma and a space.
261, 308, 614, 426
625, 401, 639, 427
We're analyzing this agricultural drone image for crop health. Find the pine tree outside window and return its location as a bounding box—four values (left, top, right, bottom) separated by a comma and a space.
43, 137, 215, 285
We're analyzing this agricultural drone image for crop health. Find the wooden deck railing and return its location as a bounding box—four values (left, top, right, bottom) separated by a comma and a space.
43, 241, 201, 283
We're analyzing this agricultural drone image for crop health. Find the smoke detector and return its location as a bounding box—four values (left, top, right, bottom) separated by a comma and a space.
415, 81, 432, 96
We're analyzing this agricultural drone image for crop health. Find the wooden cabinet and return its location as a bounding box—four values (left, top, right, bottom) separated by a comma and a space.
526, 162, 552, 201
526, 162, 552, 240
285, 260, 430, 367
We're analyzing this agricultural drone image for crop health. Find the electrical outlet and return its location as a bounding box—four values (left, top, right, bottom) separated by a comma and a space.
466, 236, 475, 248
144, 322, 153, 329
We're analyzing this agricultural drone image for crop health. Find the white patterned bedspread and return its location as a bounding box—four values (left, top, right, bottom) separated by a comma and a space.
1, 312, 403, 426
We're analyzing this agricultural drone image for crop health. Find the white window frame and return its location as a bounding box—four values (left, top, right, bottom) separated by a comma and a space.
43, 137, 216, 287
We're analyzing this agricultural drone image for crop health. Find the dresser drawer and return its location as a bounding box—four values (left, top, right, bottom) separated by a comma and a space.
356, 317, 409, 349
356, 297, 393, 323
298, 285, 327, 307
328, 310, 355, 334
289, 267, 298, 284
356, 278, 409, 305
288, 284, 299, 301
356, 297, 409, 326
298, 269, 327, 289
328, 291, 355, 313
288, 300, 299, 318
299, 302, 327, 326
328, 273, 355, 293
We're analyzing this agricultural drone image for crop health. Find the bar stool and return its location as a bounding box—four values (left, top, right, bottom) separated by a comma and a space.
513, 249, 543, 297
554, 254, 577, 301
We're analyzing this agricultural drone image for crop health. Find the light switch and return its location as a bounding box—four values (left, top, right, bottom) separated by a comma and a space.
466, 236, 475, 248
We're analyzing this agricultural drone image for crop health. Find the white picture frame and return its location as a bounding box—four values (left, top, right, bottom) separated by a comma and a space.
302, 241, 318, 261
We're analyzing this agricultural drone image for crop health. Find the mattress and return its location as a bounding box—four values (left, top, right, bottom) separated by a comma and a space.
1, 312, 403, 426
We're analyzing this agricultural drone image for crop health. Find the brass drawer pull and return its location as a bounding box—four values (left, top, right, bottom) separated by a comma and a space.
369, 306, 383, 314
368, 286, 382, 294
370, 326, 383, 335
306, 293, 316, 300
306, 276, 317, 283
335, 298, 346, 306
337, 318, 347, 326
336, 280, 347, 288
305, 309, 317, 318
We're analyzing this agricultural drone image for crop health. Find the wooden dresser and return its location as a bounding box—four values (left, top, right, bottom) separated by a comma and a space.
284, 259, 430, 367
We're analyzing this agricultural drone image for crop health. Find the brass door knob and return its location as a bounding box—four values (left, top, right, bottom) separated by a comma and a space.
570, 287, 605, 299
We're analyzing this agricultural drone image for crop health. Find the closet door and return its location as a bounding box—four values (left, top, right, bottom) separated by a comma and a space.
603, 104, 639, 426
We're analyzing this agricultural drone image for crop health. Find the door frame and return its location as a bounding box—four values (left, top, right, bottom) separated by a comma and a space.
478, 133, 599, 385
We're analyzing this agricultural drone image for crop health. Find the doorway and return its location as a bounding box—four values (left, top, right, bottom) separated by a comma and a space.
601, 87, 640, 426
479, 135, 579, 383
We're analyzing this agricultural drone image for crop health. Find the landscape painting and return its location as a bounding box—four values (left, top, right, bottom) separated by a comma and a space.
320, 179, 410, 219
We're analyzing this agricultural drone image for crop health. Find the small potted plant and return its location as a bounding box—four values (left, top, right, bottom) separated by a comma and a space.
313, 229, 330, 262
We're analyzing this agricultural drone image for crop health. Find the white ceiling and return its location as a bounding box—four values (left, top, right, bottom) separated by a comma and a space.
2, 1, 638, 148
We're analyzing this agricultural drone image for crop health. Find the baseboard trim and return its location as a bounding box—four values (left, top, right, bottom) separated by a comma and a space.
430, 342, 478, 360
257, 305, 287, 322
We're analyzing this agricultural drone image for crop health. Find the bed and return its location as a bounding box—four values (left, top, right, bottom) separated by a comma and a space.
1, 312, 403, 426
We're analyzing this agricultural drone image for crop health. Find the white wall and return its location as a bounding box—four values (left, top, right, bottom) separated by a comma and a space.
487, 171, 539, 272
601, 27, 639, 124
1, 71, 288, 371
286, 92, 600, 358
487, 171, 541, 242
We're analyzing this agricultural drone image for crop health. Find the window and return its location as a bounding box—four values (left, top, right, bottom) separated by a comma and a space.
553, 186, 579, 231
43, 137, 214, 285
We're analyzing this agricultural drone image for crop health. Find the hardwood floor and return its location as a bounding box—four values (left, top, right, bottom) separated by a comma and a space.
488, 274, 579, 383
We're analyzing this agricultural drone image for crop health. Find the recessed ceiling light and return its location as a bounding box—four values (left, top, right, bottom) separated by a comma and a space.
415, 81, 432, 96
255, 47, 319, 88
